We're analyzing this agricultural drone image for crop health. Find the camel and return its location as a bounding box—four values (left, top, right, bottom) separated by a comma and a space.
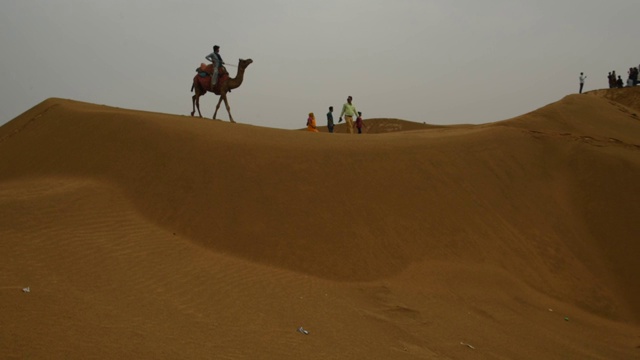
191, 58, 253, 123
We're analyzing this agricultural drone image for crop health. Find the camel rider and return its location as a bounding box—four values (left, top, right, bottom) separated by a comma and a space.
205, 45, 225, 87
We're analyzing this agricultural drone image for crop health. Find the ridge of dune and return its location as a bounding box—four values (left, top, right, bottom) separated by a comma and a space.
586, 86, 640, 112
315, 118, 451, 133
492, 89, 640, 145
2, 92, 640, 359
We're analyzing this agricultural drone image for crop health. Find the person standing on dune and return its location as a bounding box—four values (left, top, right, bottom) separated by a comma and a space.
327, 106, 335, 133
579, 72, 587, 93
340, 96, 358, 134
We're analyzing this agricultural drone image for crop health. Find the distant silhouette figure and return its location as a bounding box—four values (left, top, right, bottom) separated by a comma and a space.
629, 67, 638, 86
608, 72, 615, 89
579, 72, 587, 93
616, 76, 624, 88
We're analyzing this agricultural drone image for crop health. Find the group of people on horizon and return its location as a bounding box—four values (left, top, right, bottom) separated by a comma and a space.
579, 63, 640, 93
606, 65, 639, 89
307, 96, 366, 134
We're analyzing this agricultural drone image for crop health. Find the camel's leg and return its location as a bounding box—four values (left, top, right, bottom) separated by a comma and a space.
192, 94, 203, 118
213, 96, 224, 120
223, 96, 235, 123
195, 95, 203, 118
191, 85, 203, 117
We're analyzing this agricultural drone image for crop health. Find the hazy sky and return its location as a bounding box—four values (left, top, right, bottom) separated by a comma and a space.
1, 0, 638, 129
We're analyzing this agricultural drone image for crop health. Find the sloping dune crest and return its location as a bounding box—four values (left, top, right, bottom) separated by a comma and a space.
1, 89, 639, 359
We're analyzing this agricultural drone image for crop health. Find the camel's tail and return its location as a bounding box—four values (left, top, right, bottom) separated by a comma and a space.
191, 82, 194, 92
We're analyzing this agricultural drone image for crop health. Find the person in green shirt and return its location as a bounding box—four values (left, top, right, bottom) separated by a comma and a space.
340, 95, 358, 134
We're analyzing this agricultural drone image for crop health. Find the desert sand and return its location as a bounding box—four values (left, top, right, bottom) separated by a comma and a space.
1, 88, 639, 359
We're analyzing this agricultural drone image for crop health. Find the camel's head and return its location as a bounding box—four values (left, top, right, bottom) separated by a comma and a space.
239, 58, 253, 69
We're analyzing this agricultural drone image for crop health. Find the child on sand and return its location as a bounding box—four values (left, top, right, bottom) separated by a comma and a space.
355, 112, 366, 134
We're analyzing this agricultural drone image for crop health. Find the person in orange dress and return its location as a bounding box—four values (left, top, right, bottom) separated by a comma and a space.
307, 112, 319, 132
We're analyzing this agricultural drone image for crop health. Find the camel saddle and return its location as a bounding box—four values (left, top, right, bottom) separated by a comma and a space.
194, 63, 229, 94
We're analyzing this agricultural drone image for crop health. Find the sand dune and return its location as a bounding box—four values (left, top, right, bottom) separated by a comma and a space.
1, 89, 640, 359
